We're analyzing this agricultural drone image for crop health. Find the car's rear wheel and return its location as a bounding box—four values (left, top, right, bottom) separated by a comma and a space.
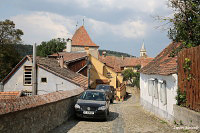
110, 98, 113, 103
104, 112, 108, 121
107, 109, 109, 115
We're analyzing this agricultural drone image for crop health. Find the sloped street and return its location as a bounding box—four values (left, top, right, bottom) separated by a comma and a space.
50, 88, 197, 133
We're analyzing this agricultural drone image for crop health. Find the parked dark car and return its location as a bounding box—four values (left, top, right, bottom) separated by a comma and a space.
95, 84, 115, 103
74, 90, 110, 120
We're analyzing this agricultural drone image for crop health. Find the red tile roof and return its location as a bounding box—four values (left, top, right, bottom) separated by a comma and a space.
37, 56, 89, 89
139, 42, 181, 75
2, 56, 89, 89
0, 88, 84, 115
72, 26, 99, 47
99, 56, 153, 73
0, 91, 23, 99
50, 52, 87, 63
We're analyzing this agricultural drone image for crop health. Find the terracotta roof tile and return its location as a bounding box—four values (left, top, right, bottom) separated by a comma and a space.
99, 56, 153, 73
2, 55, 89, 89
36, 56, 89, 88
50, 52, 87, 63
72, 26, 99, 47
0, 91, 22, 99
139, 42, 181, 75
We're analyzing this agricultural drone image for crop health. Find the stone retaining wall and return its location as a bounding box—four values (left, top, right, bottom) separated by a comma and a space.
174, 105, 200, 127
0, 88, 84, 133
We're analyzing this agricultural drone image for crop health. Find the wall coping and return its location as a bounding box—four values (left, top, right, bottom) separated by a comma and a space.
0, 88, 84, 115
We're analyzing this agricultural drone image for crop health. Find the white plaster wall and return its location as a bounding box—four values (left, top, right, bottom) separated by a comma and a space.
3, 59, 33, 92
140, 73, 178, 121
3, 59, 82, 95
37, 67, 81, 95
72, 46, 99, 59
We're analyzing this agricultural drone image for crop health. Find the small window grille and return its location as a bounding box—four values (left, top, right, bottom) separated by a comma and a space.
23, 91, 32, 96
41, 77, 47, 83
24, 66, 32, 85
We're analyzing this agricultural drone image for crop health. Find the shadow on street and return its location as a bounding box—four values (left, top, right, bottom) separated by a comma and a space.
49, 111, 119, 133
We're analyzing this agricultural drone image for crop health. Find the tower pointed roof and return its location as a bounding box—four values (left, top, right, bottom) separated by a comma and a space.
72, 26, 99, 47
140, 42, 146, 52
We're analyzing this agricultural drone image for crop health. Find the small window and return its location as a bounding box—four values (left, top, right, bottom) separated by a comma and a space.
24, 66, 32, 86
153, 79, 158, 99
41, 77, 47, 83
23, 91, 32, 96
148, 78, 154, 96
160, 80, 167, 105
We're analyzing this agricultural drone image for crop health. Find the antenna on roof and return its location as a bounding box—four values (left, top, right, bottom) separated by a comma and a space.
76, 21, 78, 30
83, 16, 86, 26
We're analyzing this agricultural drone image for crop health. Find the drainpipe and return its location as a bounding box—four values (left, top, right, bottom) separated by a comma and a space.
0, 82, 3, 92
87, 59, 91, 89
32, 43, 37, 95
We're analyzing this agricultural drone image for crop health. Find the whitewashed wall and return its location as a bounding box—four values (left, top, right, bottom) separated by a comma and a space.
3, 59, 33, 92
72, 46, 99, 59
3, 59, 82, 95
37, 67, 81, 95
140, 73, 178, 121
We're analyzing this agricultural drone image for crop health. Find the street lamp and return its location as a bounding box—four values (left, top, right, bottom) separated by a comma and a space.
87, 60, 92, 89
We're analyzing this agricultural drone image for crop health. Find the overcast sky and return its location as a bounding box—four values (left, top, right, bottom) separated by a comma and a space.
0, 0, 173, 57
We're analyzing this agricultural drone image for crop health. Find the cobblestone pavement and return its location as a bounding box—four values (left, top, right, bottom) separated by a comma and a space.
50, 88, 198, 133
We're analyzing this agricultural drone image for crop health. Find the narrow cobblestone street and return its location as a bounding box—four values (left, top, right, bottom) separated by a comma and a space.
50, 88, 197, 133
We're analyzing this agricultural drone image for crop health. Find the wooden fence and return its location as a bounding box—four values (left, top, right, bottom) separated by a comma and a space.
178, 45, 200, 112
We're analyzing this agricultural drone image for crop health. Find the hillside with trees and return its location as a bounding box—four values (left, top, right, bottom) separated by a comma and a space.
99, 49, 134, 57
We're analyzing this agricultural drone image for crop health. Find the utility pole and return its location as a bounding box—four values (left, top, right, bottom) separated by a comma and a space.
32, 43, 37, 95
0, 82, 3, 92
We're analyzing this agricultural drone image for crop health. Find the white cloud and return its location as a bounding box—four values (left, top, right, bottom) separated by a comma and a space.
11, 11, 147, 44
88, 18, 147, 38
11, 12, 75, 44
46, 0, 169, 13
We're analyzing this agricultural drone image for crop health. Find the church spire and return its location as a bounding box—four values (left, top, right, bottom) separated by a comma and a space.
140, 41, 147, 58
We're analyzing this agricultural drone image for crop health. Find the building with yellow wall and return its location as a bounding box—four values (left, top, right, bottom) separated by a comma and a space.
89, 54, 126, 100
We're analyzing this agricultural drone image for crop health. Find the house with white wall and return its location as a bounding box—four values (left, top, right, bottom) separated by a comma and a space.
1, 55, 88, 95
139, 42, 181, 122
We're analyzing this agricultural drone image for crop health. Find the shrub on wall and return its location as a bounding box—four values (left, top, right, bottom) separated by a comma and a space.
176, 89, 186, 106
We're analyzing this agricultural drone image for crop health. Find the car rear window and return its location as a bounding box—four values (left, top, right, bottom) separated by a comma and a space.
96, 85, 110, 91
80, 91, 106, 101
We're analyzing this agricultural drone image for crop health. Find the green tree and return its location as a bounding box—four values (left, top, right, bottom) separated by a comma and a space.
0, 19, 23, 81
37, 38, 66, 57
167, 0, 200, 49
0, 19, 23, 45
122, 69, 140, 88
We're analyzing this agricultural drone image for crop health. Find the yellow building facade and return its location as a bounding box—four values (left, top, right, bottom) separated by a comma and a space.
89, 55, 126, 100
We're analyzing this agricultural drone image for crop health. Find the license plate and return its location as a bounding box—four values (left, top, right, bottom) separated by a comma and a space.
83, 111, 94, 115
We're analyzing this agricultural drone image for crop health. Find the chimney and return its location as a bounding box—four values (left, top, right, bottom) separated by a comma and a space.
122, 55, 124, 60
102, 51, 106, 57
85, 47, 90, 55
66, 38, 72, 52
59, 56, 64, 68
